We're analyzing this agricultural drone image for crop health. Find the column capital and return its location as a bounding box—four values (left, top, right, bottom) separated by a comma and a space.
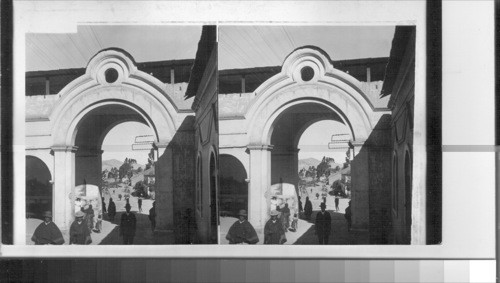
153, 140, 170, 149
76, 147, 104, 156
246, 144, 274, 152
153, 140, 171, 158
51, 145, 78, 153
350, 140, 366, 148
272, 145, 300, 154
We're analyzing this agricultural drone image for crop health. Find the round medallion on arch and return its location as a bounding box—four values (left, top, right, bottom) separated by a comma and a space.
291, 61, 322, 84
104, 68, 119, 83
300, 66, 315, 82
95, 61, 127, 85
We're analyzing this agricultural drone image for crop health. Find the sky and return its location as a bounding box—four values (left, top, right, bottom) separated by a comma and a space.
26, 25, 202, 71
297, 120, 351, 163
101, 122, 152, 165
218, 25, 395, 70
26, 25, 395, 71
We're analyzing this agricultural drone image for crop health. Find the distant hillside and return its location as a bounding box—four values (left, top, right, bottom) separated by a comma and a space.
298, 158, 321, 170
102, 159, 144, 171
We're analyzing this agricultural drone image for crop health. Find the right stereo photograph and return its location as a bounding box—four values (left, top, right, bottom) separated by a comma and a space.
217, 25, 431, 245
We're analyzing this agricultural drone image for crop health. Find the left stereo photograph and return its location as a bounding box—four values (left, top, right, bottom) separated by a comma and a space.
22, 25, 218, 245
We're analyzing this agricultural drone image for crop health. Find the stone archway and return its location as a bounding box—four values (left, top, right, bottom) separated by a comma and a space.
244, 47, 390, 234
48, 49, 182, 231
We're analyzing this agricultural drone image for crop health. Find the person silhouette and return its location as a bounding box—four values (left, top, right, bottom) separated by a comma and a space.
304, 196, 313, 220
315, 202, 331, 245
120, 205, 136, 245
345, 201, 352, 232
107, 198, 116, 222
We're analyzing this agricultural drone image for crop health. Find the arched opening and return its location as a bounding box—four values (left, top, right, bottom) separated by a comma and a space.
69, 103, 158, 241
219, 154, 248, 217
26, 156, 52, 220
268, 102, 353, 221
270, 103, 350, 188
74, 104, 154, 189
296, 120, 352, 208
209, 152, 218, 243
404, 150, 412, 244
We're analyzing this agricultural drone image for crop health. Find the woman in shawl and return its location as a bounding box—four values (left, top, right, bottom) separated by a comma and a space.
226, 209, 259, 244
31, 211, 65, 245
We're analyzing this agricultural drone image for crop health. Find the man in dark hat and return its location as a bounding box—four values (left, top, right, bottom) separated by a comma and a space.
70, 211, 92, 245
264, 210, 286, 244
315, 202, 332, 244
226, 209, 259, 244
31, 211, 65, 245
120, 205, 136, 245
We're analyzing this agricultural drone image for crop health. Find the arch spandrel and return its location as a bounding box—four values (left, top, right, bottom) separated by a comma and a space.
245, 46, 389, 146
49, 49, 186, 147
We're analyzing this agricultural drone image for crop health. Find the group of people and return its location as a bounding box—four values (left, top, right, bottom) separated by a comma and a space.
225, 197, 353, 245
30, 210, 94, 245
225, 209, 288, 245
31, 196, 156, 245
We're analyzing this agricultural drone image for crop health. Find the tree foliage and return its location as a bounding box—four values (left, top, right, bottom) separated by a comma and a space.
133, 180, 148, 198
119, 158, 137, 180
316, 156, 335, 178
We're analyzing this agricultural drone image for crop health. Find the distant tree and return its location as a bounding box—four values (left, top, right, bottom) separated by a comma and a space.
133, 180, 147, 198
108, 167, 119, 179
137, 167, 143, 173
102, 169, 109, 180
119, 158, 136, 180
316, 156, 334, 178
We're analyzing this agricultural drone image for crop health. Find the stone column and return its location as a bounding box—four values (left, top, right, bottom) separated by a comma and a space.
270, 146, 299, 186
153, 142, 174, 238
247, 144, 273, 235
75, 147, 103, 187
350, 141, 369, 232
51, 145, 77, 231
